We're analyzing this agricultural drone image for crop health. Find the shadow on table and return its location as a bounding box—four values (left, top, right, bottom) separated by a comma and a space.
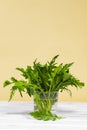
5, 108, 77, 120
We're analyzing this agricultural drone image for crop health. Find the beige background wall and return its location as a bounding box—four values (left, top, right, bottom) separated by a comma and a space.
0, 0, 87, 102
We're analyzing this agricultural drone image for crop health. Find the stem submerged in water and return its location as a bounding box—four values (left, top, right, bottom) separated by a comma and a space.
30, 111, 62, 121
31, 92, 62, 121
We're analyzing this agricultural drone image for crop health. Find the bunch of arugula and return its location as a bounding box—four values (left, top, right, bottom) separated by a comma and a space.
3, 55, 84, 121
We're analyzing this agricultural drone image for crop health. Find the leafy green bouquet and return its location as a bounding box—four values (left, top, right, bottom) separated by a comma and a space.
3, 55, 84, 121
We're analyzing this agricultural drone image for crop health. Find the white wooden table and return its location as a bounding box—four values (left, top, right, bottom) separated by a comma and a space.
0, 102, 87, 130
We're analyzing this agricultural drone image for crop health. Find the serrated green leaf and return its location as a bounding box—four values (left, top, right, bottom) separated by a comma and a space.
3, 80, 12, 87
11, 77, 17, 82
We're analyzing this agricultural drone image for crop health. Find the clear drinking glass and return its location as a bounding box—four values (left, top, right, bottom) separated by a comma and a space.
34, 91, 58, 114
